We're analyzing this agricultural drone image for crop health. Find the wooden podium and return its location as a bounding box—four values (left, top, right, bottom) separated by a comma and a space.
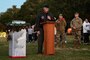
42, 21, 55, 55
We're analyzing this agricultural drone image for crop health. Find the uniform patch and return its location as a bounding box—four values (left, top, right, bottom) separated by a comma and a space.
41, 16, 44, 20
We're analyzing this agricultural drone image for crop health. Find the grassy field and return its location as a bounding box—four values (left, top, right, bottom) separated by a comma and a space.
0, 36, 90, 60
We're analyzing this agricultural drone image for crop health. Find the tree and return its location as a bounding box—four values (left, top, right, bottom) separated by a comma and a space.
1, 0, 90, 25
0, 5, 20, 24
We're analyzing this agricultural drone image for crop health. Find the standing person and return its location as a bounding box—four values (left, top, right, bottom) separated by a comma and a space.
83, 19, 90, 44
54, 26, 57, 42
32, 31, 38, 42
56, 14, 67, 48
81, 26, 84, 43
32, 25, 38, 42
28, 26, 33, 43
70, 12, 82, 49
35, 4, 55, 54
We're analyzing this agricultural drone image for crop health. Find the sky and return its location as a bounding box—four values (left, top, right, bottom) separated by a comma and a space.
0, 0, 26, 12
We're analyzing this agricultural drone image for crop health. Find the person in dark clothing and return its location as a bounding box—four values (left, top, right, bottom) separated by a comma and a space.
35, 4, 55, 54
81, 26, 84, 43
32, 31, 38, 41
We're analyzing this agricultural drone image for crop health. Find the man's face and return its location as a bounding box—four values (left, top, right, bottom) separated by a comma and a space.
43, 7, 49, 13
85, 19, 88, 23
75, 14, 79, 18
59, 16, 63, 19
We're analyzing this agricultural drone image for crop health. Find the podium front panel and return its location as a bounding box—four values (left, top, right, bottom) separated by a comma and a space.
43, 23, 55, 55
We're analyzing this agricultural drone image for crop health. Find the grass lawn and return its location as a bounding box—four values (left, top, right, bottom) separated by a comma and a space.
0, 35, 90, 60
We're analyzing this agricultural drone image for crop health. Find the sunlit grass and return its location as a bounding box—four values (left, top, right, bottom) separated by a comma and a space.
0, 35, 90, 60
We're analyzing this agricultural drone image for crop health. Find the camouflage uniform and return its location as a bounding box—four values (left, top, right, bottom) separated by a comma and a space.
70, 18, 82, 48
56, 18, 66, 48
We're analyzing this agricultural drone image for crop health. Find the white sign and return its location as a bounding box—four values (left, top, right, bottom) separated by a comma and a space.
9, 29, 26, 58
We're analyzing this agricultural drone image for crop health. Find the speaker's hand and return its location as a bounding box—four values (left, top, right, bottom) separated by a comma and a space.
47, 16, 51, 20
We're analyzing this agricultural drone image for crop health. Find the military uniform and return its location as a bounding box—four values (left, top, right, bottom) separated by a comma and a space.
56, 18, 66, 48
70, 18, 82, 48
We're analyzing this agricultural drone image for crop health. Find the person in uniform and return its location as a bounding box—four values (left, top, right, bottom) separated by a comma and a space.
70, 12, 82, 48
56, 14, 67, 48
35, 4, 55, 54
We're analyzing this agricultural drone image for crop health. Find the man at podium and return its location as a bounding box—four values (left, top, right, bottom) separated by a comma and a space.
35, 4, 55, 54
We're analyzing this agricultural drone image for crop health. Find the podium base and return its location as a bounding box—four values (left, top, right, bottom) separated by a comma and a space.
44, 53, 54, 55
9, 56, 26, 58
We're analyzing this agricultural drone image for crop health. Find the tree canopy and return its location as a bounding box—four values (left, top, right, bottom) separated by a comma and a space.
0, 0, 90, 25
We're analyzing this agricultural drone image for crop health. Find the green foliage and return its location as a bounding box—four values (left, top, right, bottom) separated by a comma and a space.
0, 0, 90, 24
0, 5, 20, 24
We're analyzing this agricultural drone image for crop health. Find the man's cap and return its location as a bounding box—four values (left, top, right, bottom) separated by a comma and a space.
75, 12, 79, 14
43, 4, 49, 8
